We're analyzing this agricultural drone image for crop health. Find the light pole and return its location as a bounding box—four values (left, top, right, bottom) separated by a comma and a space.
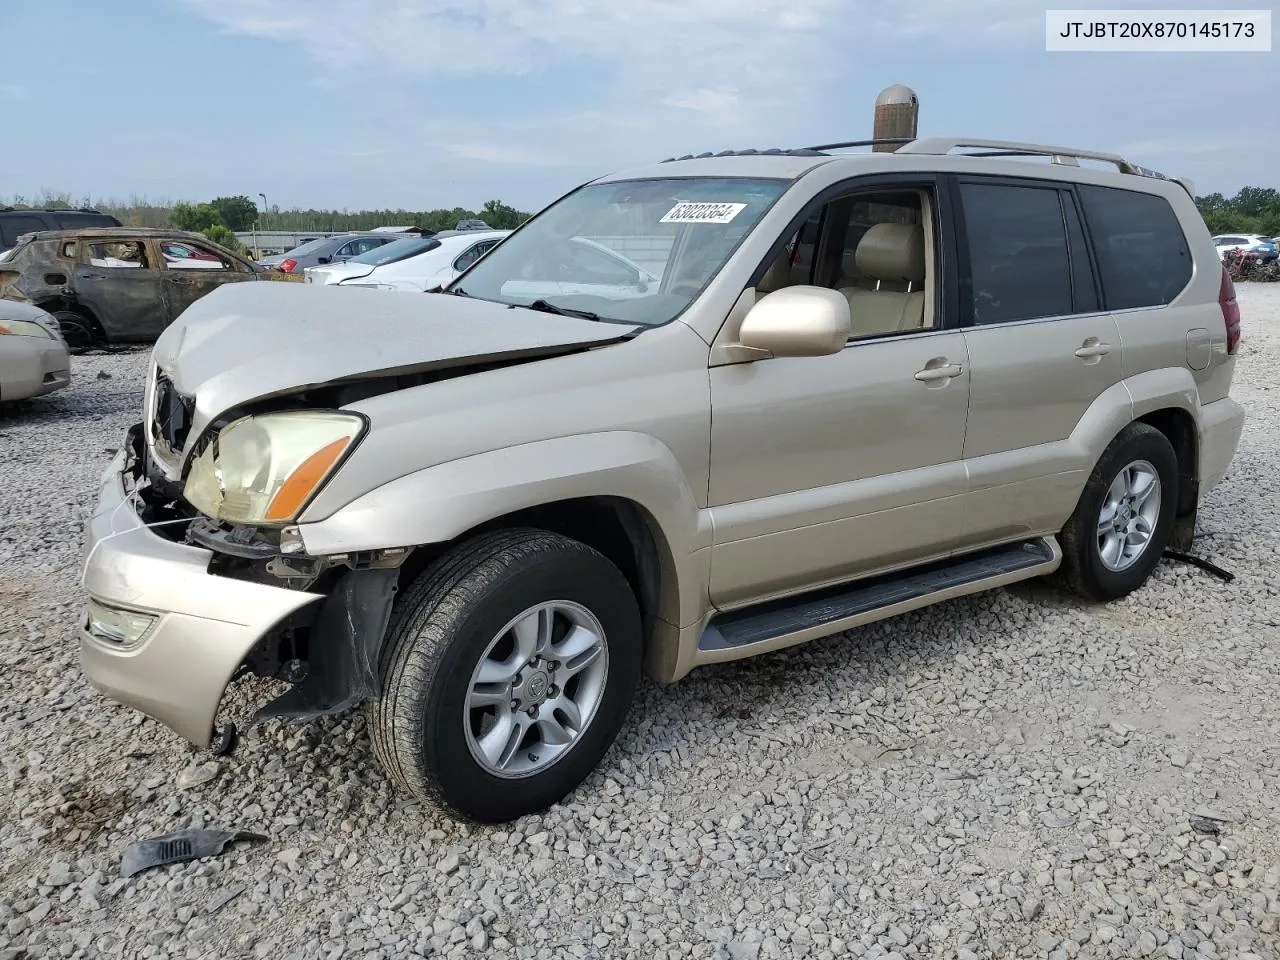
258, 193, 269, 232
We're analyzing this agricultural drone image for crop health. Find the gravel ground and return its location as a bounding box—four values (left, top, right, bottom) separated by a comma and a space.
1, 288, 1278, 960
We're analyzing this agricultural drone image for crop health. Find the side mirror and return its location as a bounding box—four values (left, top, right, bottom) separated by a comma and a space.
738, 286, 850, 358
318, 256, 332, 264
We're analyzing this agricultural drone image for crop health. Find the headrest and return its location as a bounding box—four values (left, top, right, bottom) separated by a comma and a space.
855, 223, 925, 284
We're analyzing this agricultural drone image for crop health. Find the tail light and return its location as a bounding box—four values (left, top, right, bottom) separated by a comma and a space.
1219, 265, 1241, 355
279, 258, 298, 273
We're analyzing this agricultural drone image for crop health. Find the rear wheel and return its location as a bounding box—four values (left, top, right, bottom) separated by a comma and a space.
368, 528, 641, 822
1057, 423, 1177, 601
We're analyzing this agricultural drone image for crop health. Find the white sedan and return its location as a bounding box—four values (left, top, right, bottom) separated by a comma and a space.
0, 301, 71, 402
305, 231, 511, 291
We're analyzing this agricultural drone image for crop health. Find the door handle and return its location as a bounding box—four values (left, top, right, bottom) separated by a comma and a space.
169, 276, 193, 285
914, 362, 964, 383
82, 273, 107, 281
1074, 339, 1112, 359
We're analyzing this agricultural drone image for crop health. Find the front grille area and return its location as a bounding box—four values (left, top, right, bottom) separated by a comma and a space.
153, 373, 194, 456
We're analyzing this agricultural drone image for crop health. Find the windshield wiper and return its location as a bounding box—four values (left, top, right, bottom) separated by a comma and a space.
519, 299, 603, 322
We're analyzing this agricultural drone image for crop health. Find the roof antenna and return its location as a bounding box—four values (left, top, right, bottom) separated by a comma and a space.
873, 85, 919, 152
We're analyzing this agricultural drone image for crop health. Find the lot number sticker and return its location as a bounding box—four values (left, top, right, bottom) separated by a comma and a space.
660, 202, 747, 224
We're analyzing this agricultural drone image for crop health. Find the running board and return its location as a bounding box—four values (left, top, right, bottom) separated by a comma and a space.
698, 538, 1060, 655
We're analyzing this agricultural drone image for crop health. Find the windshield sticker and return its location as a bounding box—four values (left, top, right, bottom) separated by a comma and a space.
660, 202, 748, 224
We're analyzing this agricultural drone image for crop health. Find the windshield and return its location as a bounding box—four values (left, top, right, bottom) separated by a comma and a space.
451, 177, 788, 325
350, 236, 440, 266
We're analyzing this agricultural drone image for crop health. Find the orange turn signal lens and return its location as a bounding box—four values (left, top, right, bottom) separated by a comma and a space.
264, 437, 351, 522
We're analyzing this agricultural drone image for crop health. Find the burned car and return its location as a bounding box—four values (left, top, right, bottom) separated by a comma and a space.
0, 228, 266, 350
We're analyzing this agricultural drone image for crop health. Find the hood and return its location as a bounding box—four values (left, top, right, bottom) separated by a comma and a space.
152, 281, 640, 446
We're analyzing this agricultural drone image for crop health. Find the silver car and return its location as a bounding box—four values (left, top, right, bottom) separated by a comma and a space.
257, 233, 402, 274
79, 136, 1244, 823
0, 301, 70, 402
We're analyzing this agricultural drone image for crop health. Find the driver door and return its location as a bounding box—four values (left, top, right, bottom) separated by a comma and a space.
707, 179, 972, 609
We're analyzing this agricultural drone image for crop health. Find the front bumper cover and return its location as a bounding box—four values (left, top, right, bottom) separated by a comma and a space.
79, 450, 324, 747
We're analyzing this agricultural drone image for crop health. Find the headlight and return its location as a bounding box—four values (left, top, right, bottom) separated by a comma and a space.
0, 318, 56, 338
184, 411, 364, 524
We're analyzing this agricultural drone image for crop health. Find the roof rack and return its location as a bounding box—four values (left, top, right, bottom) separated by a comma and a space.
660, 147, 825, 162
804, 138, 915, 151
659, 136, 1194, 196
898, 137, 1159, 176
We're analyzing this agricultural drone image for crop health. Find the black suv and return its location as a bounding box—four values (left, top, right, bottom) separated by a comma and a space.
0, 208, 122, 253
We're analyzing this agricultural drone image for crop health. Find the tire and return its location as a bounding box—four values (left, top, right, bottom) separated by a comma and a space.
51, 309, 98, 353
368, 528, 641, 822
1056, 422, 1178, 602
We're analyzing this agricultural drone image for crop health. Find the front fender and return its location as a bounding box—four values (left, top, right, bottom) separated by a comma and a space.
297, 430, 712, 629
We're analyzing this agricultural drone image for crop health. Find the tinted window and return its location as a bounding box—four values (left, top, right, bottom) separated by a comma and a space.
53, 212, 118, 230
0, 214, 48, 247
960, 183, 1072, 324
1078, 186, 1191, 310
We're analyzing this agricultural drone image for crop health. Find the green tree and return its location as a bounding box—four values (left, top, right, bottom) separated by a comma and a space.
171, 201, 221, 232
480, 199, 527, 229
211, 195, 259, 231
202, 224, 248, 255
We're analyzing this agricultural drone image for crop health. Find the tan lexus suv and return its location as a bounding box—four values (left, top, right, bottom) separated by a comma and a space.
79, 137, 1245, 822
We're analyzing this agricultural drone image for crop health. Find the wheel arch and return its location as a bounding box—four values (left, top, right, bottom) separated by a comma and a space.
297, 431, 713, 670
1134, 406, 1199, 551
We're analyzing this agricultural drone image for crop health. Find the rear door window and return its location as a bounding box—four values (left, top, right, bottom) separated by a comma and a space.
959, 182, 1073, 325
1078, 186, 1192, 310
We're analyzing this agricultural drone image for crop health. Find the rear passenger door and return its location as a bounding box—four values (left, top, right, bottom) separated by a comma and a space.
952, 177, 1123, 549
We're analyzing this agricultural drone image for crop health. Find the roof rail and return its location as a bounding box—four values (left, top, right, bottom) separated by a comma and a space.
804, 137, 915, 152
898, 136, 1188, 182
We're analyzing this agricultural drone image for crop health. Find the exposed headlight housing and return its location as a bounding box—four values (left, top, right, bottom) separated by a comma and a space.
0, 318, 56, 338
184, 411, 365, 525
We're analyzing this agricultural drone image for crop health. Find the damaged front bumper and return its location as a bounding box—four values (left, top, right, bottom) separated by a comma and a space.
79, 431, 401, 748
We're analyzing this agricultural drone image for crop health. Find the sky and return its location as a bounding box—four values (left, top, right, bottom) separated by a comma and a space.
1, 0, 1275, 213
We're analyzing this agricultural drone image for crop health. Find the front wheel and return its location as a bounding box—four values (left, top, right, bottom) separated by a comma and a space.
1056, 422, 1178, 602
368, 529, 641, 822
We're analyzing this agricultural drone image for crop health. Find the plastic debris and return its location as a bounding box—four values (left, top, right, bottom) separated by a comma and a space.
119, 828, 266, 878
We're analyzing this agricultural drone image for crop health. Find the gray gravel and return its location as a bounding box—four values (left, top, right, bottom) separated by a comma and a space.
2, 288, 1279, 960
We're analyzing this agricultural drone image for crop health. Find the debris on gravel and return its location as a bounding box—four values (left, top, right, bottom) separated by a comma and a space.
2, 287, 1280, 959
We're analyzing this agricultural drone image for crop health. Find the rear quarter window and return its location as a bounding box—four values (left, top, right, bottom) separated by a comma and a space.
53, 212, 119, 230
1078, 186, 1191, 310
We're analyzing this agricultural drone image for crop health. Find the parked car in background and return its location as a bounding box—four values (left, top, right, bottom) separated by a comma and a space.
455, 219, 493, 231
306, 231, 511, 290
257, 234, 400, 274
0, 300, 70, 402
0, 228, 266, 349
0, 207, 121, 255
1213, 234, 1277, 261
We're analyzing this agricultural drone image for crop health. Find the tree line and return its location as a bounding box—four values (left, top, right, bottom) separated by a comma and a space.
1, 192, 533, 253
1195, 187, 1280, 236
6, 186, 1279, 242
